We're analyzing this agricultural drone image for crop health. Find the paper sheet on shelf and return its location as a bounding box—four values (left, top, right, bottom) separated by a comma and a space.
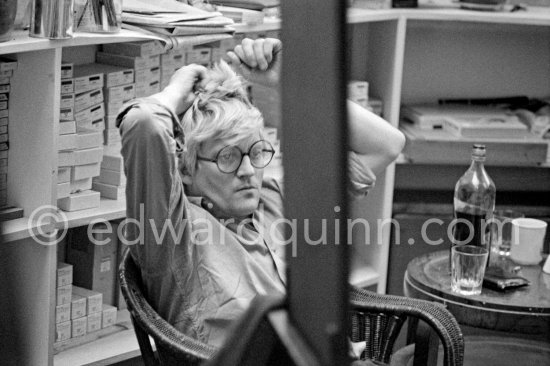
121, 23, 233, 51
123, 0, 222, 20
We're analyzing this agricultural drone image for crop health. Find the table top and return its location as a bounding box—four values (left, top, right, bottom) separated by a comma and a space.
404, 250, 550, 334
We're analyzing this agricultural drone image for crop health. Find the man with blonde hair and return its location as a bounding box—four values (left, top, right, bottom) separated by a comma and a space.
117, 38, 405, 348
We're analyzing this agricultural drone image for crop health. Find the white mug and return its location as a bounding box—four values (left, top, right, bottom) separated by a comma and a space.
510, 218, 547, 265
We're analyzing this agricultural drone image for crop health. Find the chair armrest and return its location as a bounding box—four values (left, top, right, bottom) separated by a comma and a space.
119, 250, 217, 364
349, 286, 464, 366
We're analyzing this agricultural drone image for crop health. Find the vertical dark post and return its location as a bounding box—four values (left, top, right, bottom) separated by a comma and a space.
280, 1, 349, 365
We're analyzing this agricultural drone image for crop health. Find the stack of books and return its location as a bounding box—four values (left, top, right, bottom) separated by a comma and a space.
0, 57, 24, 221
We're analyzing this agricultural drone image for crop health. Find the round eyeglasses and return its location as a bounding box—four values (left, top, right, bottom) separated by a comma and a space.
196, 140, 276, 174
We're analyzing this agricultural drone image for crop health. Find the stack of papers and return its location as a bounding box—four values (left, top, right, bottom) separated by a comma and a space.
400, 103, 530, 139
210, 0, 280, 11
122, 0, 235, 51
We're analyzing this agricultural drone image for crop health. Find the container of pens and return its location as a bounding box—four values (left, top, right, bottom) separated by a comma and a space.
74, 0, 122, 33
30, 0, 74, 39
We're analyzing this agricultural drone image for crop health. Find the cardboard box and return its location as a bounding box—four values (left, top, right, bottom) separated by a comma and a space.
102, 41, 165, 57
60, 94, 74, 109
70, 177, 92, 193
57, 262, 73, 287
77, 117, 105, 132
61, 63, 74, 79
104, 84, 135, 104
73, 64, 105, 94
135, 80, 160, 98
0, 57, 18, 73
58, 133, 77, 151
56, 303, 71, 324
58, 151, 75, 167
58, 167, 71, 183
103, 128, 121, 146
135, 66, 161, 86
0, 69, 13, 78
60, 79, 74, 95
105, 114, 117, 130
71, 294, 87, 319
56, 284, 72, 305
78, 62, 135, 88
71, 316, 87, 338
74, 89, 104, 113
74, 146, 103, 165
186, 47, 211, 65
57, 182, 70, 199
97, 167, 126, 186
55, 321, 71, 342
59, 120, 76, 135
77, 129, 103, 149
59, 106, 74, 122
87, 311, 102, 333
92, 181, 125, 200
102, 304, 117, 328
73, 286, 103, 314
348, 80, 369, 104
101, 148, 123, 171
104, 101, 125, 118
72, 162, 101, 180
75, 103, 105, 129
57, 190, 100, 211
96, 52, 160, 71
161, 50, 186, 70
67, 222, 119, 306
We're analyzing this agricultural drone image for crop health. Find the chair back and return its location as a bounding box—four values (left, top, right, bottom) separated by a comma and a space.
118, 248, 216, 366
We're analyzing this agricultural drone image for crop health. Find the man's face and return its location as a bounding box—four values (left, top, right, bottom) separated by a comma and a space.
187, 134, 265, 221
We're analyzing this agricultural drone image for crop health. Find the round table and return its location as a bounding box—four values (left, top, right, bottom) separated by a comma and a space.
404, 250, 550, 335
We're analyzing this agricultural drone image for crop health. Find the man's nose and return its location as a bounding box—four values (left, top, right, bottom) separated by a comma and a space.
236, 155, 255, 176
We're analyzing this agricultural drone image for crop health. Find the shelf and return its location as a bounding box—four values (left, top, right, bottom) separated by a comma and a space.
400, 123, 549, 166
61, 198, 126, 229
405, 3, 550, 26
53, 311, 141, 366
2, 5, 548, 56
1, 216, 55, 244
0, 29, 165, 55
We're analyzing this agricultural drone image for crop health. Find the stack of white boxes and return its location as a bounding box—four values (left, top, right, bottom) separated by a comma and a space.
93, 146, 125, 200
55, 262, 73, 343
73, 286, 103, 335
97, 41, 165, 99
348, 79, 383, 116
0, 57, 17, 209
186, 45, 212, 68
95, 63, 135, 147
57, 63, 106, 211
54, 261, 118, 344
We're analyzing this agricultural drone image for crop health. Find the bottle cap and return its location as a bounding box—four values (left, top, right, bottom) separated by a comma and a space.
472, 144, 486, 160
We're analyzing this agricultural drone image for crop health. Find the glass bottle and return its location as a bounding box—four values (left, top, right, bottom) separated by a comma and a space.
451, 144, 496, 259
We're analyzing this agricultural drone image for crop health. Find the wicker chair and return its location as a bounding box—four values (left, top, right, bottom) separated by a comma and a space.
119, 249, 464, 366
